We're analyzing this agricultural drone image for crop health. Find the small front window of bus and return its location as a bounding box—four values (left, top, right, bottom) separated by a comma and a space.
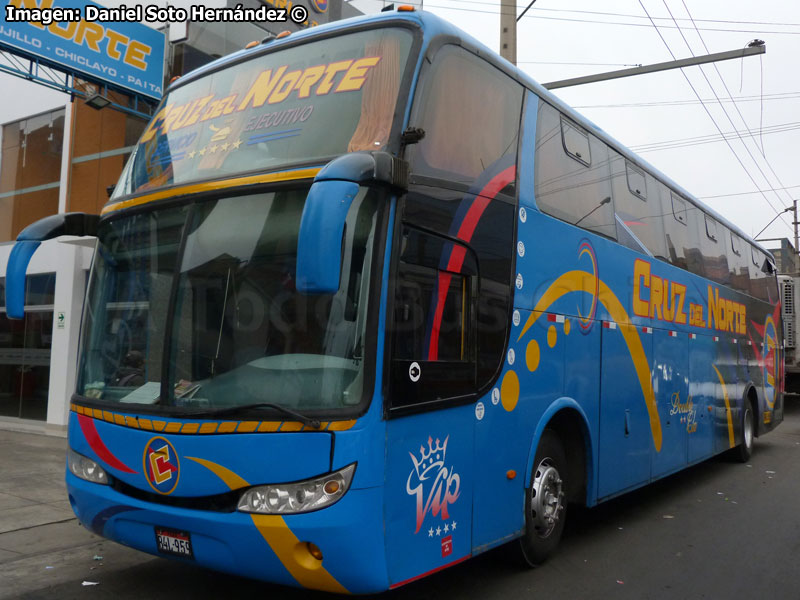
112, 27, 414, 197
78, 187, 382, 414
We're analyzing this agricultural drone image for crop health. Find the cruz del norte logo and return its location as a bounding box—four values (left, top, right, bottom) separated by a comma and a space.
143, 437, 180, 495
406, 436, 460, 535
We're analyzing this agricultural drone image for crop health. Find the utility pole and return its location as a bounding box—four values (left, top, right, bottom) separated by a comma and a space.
793, 199, 799, 264
499, 0, 516, 65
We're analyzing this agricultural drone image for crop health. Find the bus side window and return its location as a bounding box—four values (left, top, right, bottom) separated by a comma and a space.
406, 44, 523, 190
728, 231, 751, 294
534, 101, 616, 240
700, 213, 729, 285
611, 153, 667, 258
389, 227, 478, 410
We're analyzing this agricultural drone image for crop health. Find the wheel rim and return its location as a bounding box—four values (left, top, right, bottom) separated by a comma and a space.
744, 406, 754, 450
530, 458, 564, 538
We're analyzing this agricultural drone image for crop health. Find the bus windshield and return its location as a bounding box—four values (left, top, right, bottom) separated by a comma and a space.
112, 27, 414, 198
78, 186, 383, 414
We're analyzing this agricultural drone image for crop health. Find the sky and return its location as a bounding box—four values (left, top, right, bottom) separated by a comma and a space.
3, 0, 799, 245
351, 0, 800, 246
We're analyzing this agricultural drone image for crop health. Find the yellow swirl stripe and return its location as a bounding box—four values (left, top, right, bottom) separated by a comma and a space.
517, 270, 662, 452
712, 366, 736, 448
186, 457, 349, 593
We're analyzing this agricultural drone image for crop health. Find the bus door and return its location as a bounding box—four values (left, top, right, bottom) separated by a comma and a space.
650, 328, 689, 477
598, 322, 652, 498
383, 226, 477, 586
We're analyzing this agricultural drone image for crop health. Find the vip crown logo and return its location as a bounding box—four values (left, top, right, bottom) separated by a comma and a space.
410, 436, 449, 480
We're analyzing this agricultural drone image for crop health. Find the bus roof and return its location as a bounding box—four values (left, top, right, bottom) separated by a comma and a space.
159, 9, 770, 256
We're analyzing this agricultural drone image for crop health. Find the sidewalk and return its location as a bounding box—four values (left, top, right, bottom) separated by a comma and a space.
0, 427, 150, 598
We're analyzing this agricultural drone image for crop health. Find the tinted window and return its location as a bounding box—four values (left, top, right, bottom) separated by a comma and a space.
611, 152, 666, 258
390, 227, 477, 408
561, 118, 591, 166
408, 45, 523, 189
534, 102, 615, 239
626, 162, 647, 200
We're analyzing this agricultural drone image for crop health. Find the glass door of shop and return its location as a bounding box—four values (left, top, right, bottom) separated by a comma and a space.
0, 274, 55, 421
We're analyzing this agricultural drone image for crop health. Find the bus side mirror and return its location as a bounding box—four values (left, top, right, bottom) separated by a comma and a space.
296, 152, 407, 294
4, 213, 99, 319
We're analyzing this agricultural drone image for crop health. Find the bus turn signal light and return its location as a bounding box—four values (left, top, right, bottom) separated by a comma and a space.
397, 5, 416, 11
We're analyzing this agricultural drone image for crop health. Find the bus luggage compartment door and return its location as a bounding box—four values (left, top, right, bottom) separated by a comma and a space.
597, 322, 652, 498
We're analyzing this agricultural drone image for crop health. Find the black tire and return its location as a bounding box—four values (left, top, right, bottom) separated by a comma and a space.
518, 429, 567, 566
735, 398, 755, 463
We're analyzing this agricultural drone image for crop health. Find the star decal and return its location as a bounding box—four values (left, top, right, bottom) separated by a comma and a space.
444, 523, 449, 533
198, 147, 206, 156
187, 150, 196, 159
428, 527, 434, 538
220, 142, 230, 151
209, 145, 218, 153
232, 139, 242, 149
435, 526, 441, 536
451, 521, 457, 530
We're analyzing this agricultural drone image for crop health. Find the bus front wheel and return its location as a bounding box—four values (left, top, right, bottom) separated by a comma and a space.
518, 429, 567, 566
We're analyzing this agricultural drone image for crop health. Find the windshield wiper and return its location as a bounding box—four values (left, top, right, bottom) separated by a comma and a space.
189, 403, 321, 429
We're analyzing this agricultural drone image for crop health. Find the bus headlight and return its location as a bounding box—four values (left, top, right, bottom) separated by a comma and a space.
67, 448, 110, 485
237, 463, 356, 514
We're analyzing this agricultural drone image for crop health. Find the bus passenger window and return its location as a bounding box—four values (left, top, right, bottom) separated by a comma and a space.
534, 101, 615, 239
407, 45, 523, 189
561, 118, 591, 166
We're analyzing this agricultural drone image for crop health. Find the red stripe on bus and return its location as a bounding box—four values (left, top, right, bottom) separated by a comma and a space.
77, 414, 137, 474
389, 555, 471, 589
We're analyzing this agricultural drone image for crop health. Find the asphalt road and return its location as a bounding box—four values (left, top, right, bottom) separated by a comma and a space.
3, 400, 800, 600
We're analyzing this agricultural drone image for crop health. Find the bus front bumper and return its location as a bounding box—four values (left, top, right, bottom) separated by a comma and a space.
66, 472, 389, 593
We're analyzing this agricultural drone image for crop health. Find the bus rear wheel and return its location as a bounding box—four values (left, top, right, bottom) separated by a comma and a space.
734, 398, 755, 463
518, 429, 567, 566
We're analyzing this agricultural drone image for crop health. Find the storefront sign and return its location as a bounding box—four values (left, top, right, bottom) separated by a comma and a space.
1, 0, 165, 99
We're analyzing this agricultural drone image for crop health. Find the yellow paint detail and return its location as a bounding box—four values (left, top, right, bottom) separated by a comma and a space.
525, 339, 540, 372
152, 421, 166, 432
501, 370, 520, 412
199, 422, 218, 434
114, 414, 126, 426
185, 456, 249, 490
712, 365, 735, 449
189, 458, 349, 593
101, 168, 321, 215
258, 422, 281, 432
547, 325, 557, 348
237, 421, 259, 433
251, 515, 350, 593
327, 420, 357, 431
125, 416, 139, 428
93, 409, 104, 420
564, 318, 571, 335
281, 422, 304, 432
138, 419, 153, 431
165, 422, 182, 433
181, 423, 200, 434
102, 411, 114, 422
517, 270, 663, 452
217, 422, 238, 433
764, 411, 772, 424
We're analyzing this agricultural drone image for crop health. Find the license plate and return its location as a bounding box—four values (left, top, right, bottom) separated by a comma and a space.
155, 527, 194, 559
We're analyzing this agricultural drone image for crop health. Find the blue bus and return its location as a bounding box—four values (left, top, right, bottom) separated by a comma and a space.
5, 7, 783, 593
